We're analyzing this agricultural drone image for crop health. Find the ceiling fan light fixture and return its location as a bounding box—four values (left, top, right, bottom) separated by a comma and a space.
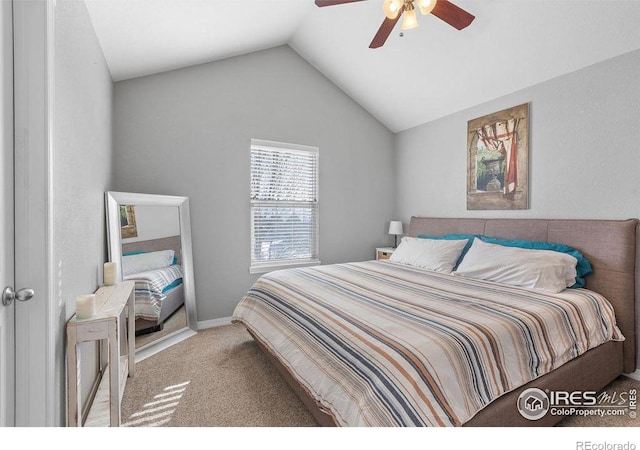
416, 0, 437, 15
383, 0, 403, 20
319, 0, 475, 49
401, 3, 419, 30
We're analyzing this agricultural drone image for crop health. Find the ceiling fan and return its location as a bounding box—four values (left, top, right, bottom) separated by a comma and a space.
315, 0, 475, 48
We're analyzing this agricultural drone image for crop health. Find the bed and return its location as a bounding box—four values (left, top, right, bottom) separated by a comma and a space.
122, 235, 185, 335
232, 217, 638, 427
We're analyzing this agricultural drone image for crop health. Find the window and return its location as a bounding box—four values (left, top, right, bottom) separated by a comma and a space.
250, 139, 319, 274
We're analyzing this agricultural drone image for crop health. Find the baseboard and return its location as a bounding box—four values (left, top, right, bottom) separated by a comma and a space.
197, 316, 233, 330
623, 369, 640, 381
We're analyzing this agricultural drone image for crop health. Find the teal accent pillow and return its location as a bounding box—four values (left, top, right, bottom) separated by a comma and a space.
123, 250, 179, 266
416, 234, 478, 269
478, 236, 592, 288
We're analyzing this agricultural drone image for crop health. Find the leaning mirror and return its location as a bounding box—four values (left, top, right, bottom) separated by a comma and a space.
105, 191, 197, 359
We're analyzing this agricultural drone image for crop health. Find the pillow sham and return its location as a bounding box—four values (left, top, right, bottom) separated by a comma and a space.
122, 249, 175, 276
453, 239, 578, 293
389, 236, 468, 274
416, 233, 477, 269
479, 236, 592, 288
123, 250, 179, 266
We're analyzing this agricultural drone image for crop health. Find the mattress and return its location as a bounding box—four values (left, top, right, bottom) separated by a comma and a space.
124, 264, 184, 321
232, 260, 623, 426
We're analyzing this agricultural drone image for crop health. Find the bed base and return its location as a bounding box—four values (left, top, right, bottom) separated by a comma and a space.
135, 322, 163, 336
248, 328, 623, 427
135, 284, 185, 335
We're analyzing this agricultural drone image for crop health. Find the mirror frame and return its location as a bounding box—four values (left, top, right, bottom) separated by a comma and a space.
105, 191, 197, 340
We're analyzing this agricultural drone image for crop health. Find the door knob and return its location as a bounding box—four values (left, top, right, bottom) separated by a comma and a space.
2, 286, 35, 306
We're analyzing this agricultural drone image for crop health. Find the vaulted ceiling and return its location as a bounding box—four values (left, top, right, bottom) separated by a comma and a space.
85, 0, 640, 132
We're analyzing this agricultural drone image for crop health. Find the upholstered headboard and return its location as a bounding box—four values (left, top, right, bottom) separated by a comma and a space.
408, 217, 638, 373
121, 235, 182, 265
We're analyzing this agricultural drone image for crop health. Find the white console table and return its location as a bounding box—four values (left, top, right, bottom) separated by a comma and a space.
66, 281, 135, 427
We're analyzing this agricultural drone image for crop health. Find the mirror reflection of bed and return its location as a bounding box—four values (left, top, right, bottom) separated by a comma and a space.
119, 204, 186, 348
121, 236, 186, 349
106, 191, 197, 358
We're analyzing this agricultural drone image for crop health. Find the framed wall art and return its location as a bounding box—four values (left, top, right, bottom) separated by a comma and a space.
119, 204, 138, 239
467, 103, 529, 210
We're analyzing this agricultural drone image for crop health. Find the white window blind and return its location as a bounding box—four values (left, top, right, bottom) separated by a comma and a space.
250, 139, 319, 273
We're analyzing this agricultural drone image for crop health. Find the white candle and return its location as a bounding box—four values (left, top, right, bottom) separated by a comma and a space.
76, 294, 96, 320
103, 262, 116, 286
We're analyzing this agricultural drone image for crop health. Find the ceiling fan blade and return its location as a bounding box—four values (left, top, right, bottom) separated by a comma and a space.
431, 0, 475, 30
369, 7, 404, 49
315, 0, 366, 7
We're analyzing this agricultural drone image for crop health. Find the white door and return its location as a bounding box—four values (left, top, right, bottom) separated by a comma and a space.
0, 0, 15, 427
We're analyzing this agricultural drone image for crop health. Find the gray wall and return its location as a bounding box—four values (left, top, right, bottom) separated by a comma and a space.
395, 48, 640, 221
113, 45, 395, 321
394, 48, 640, 371
54, 0, 113, 425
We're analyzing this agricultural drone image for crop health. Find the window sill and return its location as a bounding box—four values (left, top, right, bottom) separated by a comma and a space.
249, 259, 321, 275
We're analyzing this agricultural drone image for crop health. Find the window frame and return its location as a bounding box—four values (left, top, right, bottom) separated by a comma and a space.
249, 139, 320, 274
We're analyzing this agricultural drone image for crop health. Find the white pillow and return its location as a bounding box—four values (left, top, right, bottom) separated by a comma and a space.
453, 239, 578, 293
389, 237, 468, 273
122, 249, 175, 276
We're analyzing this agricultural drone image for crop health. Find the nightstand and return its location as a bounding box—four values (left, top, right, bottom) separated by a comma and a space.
376, 247, 395, 261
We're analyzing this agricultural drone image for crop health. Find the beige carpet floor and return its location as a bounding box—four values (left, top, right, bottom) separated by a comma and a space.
121, 323, 639, 427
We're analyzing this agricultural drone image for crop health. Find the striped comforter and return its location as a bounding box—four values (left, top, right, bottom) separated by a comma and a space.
232, 261, 623, 426
124, 265, 184, 321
